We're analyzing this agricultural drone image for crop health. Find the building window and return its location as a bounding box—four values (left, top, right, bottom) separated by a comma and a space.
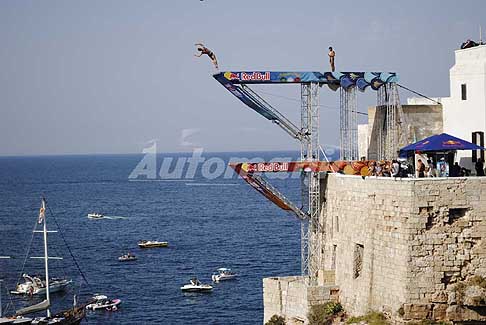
472, 131, 484, 162
461, 84, 467, 100
331, 245, 337, 270
353, 244, 364, 279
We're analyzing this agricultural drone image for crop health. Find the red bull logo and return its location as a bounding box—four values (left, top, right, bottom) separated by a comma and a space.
443, 140, 461, 146
223, 72, 240, 81
246, 162, 289, 172
224, 71, 271, 82
241, 72, 271, 81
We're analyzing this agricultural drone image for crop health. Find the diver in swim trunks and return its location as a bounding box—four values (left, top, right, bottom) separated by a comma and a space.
328, 46, 335, 72
194, 43, 219, 70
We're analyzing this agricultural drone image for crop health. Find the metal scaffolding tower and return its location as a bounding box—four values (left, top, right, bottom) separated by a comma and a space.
377, 83, 405, 160
213, 70, 401, 287
339, 87, 358, 160
300, 83, 321, 284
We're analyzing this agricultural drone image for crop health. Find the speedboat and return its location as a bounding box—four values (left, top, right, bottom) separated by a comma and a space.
118, 253, 137, 262
87, 213, 104, 219
211, 268, 237, 282
138, 240, 168, 248
86, 295, 122, 311
180, 278, 213, 293
11, 274, 72, 295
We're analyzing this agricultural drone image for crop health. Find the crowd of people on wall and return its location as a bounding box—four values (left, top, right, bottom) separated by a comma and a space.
361, 156, 485, 179
414, 157, 485, 178
366, 159, 406, 178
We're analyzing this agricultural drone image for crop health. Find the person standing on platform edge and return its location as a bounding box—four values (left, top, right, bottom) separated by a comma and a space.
328, 46, 336, 72
475, 158, 485, 176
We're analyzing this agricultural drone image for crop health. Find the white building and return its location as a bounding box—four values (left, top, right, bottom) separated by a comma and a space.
361, 44, 486, 171
442, 44, 486, 169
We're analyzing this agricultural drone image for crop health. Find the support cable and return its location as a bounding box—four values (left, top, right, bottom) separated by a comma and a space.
256, 89, 368, 116
397, 84, 441, 105
4, 222, 38, 313
46, 204, 90, 287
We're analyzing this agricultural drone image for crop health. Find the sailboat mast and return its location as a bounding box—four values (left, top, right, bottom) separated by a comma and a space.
41, 198, 51, 318
0, 279, 3, 318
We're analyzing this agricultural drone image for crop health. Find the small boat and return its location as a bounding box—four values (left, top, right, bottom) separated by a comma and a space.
87, 213, 104, 219
211, 268, 237, 282
180, 278, 213, 293
118, 253, 137, 262
86, 295, 122, 311
138, 240, 168, 248
11, 274, 72, 295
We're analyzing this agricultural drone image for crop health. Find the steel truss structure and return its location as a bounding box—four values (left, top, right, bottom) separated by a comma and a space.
377, 83, 406, 160
339, 86, 359, 160
300, 83, 321, 284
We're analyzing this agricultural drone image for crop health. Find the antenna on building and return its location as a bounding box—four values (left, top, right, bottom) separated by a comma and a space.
480, 25, 483, 45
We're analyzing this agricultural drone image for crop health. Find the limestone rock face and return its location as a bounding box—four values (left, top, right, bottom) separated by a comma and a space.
402, 304, 433, 320
463, 285, 486, 306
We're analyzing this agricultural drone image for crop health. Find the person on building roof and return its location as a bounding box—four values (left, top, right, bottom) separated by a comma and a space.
194, 43, 219, 70
475, 158, 485, 176
328, 46, 336, 72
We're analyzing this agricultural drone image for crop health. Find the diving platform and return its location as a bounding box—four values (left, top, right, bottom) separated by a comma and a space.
214, 71, 398, 89
213, 69, 404, 284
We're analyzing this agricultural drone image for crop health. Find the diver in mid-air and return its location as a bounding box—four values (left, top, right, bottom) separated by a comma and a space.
194, 43, 219, 70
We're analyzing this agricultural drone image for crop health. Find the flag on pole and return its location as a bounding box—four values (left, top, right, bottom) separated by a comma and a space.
38, 199, 46, 224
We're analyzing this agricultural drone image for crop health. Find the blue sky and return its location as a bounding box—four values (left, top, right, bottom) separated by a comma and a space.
1, 0, 485, 155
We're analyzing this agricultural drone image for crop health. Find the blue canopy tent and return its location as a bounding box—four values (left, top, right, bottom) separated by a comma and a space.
399, 133, 485, 156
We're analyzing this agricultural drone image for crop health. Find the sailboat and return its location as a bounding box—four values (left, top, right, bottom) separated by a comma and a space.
11, 274, 72, 296
5, 198, 86, 324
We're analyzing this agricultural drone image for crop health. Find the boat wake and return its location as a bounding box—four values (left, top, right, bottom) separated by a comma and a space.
103, 216, 128, 220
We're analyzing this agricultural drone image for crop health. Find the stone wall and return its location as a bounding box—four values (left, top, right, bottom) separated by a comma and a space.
367, 104, 443, 160
322, 174, 412, 317
321, 174, 486, 322
263, 276, 338, 324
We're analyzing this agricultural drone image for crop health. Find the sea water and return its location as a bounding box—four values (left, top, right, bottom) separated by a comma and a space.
0, 151, 327, 324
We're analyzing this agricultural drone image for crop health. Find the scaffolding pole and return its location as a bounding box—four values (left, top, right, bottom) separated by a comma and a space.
376, 83, 405, 160
300, 83, 321, 285
339, 87, 358, 160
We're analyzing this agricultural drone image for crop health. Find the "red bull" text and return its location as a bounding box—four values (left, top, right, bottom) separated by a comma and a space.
240, 72, 271, 81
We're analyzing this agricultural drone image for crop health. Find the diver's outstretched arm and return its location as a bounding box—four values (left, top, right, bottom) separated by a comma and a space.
194, 52, 203, 57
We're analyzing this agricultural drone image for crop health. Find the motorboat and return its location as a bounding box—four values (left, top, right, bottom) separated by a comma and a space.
11, 274, 72, 295
138, 240, 168, 248
180, 278, 213, 293
85, 295, 122, 311
211, 268, 237, 282
118, 253, 137, 262
87, 213, 104, 219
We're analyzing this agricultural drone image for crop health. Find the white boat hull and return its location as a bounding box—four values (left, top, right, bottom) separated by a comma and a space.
180, 284, 213, 292
86, 299, 121, 311
87, 214, 104, 219
138, 241, 168, 248
212, 272, 237, 282
11, 279, 72, 295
